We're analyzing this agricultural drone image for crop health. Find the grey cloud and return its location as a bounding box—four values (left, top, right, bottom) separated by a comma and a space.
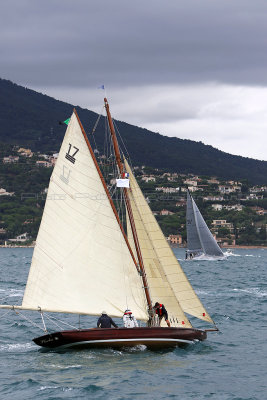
1, 0, 267, 88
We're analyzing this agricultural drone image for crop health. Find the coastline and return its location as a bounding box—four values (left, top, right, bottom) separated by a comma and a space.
1, 244, 267, 249
170, 244, 267, 250
221, 245, 267, 249
0, 245, 34, 248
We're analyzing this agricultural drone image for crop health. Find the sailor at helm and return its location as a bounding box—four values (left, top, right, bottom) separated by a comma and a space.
123, 309, 138, 328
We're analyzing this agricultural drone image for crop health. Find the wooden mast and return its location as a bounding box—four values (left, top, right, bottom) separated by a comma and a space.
74, 109, 140, 274
104, 98, 153, 314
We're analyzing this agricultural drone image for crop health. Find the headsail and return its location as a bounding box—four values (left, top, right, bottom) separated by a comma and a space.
124, 159, 214, 325
126, 193, 192, 328
186, 191, 202, 254
187, 191, 224, 257
21, 112, 148, 320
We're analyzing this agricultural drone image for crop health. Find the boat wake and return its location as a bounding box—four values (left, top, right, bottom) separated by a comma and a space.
188, 254, 226, 261
124, 344, 147, 352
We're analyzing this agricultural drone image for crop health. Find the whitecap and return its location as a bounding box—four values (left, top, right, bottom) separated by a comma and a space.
0, 288, 24, 298
0, 342, 34, 352
38, 386, 59, 391
50, 364, 82, 369
223, 250, 240, 257
233, 288, 267, 297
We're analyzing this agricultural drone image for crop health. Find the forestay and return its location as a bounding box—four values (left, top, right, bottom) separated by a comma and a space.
124, 159, 213, 324
21, 112, 148, 320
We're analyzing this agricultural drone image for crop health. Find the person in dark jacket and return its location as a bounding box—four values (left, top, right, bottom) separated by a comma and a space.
154, 302, 171, 327
97, 311, 118, 328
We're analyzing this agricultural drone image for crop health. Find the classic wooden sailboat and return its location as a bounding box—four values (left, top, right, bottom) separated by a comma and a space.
186, 190, 224, 260
0, 98, 218, 349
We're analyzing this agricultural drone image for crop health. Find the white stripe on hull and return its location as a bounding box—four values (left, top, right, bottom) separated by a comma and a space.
57, 337, 196, 349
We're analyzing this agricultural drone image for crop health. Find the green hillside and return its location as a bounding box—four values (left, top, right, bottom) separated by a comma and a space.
1, 77, 267, 184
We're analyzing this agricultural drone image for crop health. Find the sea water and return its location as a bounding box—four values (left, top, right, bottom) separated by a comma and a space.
0, 247, 266, 400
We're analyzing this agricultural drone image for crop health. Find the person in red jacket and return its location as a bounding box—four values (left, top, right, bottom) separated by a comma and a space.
154, 302, 171, 327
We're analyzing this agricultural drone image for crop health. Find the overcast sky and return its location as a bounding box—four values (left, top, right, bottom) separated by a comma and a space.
1, 0, 267, 160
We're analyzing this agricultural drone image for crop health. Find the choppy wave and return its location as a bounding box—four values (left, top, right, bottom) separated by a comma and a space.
233, 287, 267, 297
0, 342, 34, 352
50, 364, 82, 369
1, 247, 267, 399
0, 288, 24, 298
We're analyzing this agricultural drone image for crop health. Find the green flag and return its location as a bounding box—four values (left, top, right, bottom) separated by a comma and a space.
59, 117, 70, 126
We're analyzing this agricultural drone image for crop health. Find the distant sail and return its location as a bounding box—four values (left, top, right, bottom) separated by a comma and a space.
186, 191, 224, 258
186, 191, 202, 254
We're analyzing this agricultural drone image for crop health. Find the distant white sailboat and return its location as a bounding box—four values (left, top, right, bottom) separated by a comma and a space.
186, 190, 224, 260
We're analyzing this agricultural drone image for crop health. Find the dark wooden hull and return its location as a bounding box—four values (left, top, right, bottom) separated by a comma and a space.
33, 327, 207, 350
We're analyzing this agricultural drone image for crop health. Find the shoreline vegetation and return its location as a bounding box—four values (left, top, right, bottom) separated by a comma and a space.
1, 244, 266, 249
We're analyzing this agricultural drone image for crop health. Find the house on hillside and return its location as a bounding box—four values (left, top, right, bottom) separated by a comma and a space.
17, 148, 33, 157
203, 196, 224, 202
250, 206, 267, 216
184, 179, 198, 187
36, 160, 52, 168
8, 233, 32, 243
218, 185, 241, 194
207, 178, 219, 184
2, 156, 19, 164
168, 234, 182, 245
188, 186, 203, 192
243, 194, 264, 201
211, 219, 234, 232
141, 176, 156, 182
155, 187, 179, 193
212, 204, 223, 211
160, 209, 174, 216
0, 188, 14, 196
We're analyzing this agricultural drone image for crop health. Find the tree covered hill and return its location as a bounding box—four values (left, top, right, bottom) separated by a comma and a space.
1, 77, 267, 184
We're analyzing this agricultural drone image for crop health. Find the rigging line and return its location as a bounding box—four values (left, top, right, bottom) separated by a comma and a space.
43, 313, 79, 331
12, 308, 45, 332
90, 105, 105, 155
91, 106, 105, 136
0, 308, 12, 320
113, 120, 132, 166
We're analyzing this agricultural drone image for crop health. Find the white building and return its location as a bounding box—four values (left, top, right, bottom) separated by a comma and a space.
218, 185, 241, 194
9, 233, 32, 242
2, 156, 19, 164
141, 176, 156, 182
0, 188, 14, 196
184, 179, 198, 186
212, 204, 223, 211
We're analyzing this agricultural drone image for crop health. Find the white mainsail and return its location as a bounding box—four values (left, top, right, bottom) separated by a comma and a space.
124, 159, 214, 325
21, 112, 148, 320
187, 191, 224, 257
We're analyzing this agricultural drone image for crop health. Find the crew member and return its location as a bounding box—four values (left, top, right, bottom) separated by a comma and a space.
97, 311, 118, 328
154, 302, 171, 327
123, 309, 138, 328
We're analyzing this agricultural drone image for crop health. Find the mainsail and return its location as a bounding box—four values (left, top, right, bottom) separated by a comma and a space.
21, 111, 148, 320
124, 160, 214, 325
186, 191, 223, 257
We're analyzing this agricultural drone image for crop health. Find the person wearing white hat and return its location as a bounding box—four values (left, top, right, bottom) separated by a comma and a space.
123, 309, 138, 328
97, 311, 118, 328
